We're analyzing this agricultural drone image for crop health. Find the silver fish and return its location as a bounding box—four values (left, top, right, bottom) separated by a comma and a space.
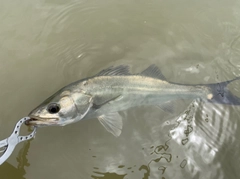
26, 65, 240, 137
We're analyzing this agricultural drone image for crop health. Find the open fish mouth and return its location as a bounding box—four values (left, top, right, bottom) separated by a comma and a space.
25, 116, 58, 126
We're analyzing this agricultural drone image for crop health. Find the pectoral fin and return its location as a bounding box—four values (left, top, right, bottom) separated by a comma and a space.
98, 112, 123, 137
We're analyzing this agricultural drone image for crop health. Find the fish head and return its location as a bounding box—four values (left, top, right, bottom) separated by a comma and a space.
26, 90, 92, 127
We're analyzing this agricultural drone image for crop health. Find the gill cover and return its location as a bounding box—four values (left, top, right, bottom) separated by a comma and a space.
70, 91, 93, 121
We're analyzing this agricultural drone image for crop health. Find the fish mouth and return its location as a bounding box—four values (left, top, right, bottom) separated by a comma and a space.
25, 116, 58, 126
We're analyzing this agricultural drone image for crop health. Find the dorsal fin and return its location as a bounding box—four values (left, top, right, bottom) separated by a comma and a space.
96, 65, 131, 76
140, 65, 166, 80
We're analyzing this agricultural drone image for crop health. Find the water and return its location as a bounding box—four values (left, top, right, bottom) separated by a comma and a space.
0, 0, 240, 178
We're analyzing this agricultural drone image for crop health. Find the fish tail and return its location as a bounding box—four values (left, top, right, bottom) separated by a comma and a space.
207, 77, 240, 105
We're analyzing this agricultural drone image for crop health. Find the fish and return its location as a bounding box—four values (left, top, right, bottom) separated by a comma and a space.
26, 65, 240, 137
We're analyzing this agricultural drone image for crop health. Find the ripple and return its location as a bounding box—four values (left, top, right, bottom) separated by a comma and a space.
35, 1, 104, 40
162, 97, 239, 178
34, 1, 137, 80
31, 0, 111, 79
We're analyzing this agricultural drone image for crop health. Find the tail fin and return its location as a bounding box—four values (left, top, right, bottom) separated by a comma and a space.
208, 77, 240, 105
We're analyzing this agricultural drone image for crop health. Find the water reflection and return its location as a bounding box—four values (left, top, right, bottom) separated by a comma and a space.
0, 141, 31, 179
89, 99, 239, 179
91, 164, 151, 179
91, 171, 126, 179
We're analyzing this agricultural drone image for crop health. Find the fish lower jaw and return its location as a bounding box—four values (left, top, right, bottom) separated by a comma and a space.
25, 117, 58, 126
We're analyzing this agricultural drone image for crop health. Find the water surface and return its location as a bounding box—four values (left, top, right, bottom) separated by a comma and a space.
0, 0, 240, 178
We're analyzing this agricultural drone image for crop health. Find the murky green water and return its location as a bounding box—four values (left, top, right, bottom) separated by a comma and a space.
1, 0, 240, 178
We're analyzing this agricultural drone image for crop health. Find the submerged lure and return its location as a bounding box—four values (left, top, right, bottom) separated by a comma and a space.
26, 65, 240, 137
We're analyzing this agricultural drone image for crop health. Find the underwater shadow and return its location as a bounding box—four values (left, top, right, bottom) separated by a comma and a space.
0, 140, 31, 179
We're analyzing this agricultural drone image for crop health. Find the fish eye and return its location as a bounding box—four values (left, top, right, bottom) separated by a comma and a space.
47, 103, 60, 114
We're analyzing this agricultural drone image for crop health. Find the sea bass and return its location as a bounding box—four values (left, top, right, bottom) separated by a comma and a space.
26, 65, 240, 137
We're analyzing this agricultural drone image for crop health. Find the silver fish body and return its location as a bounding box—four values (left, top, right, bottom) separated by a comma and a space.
78, 75, 209, 117
27, 65, 239, 137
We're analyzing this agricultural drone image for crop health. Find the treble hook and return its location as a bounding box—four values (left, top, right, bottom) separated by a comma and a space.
0, 117, 37, 165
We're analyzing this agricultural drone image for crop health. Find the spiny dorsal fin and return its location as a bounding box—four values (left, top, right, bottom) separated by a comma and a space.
96, 65, 131, 76
140, 65, 166, 80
